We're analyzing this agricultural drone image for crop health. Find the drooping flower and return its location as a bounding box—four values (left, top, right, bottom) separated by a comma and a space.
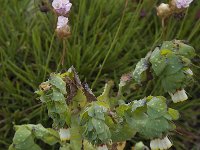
150, 136, 172, 150
175, 0, 193, 9
59, 128, 71, 141
169, 89, 188, 103
184, 68, 193, 76
97, 145, 108, 150
52, 0, 72, 15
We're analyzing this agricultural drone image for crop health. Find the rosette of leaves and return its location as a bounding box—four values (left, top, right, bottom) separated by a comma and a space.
149, 40, 195, 93
9, 124, 59, 150
124, 96, 179, 139
80, 102, 111, 145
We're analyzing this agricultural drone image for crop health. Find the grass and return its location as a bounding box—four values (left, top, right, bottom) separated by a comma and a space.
0, 0, 200, 149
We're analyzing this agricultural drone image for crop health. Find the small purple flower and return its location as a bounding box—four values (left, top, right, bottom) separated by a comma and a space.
57, 16, 68, 29
175, 0, 193, 9
52, 0, 72, 15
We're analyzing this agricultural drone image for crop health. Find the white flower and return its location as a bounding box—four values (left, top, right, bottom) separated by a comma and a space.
184, 68, 193, 76
97, 145, 108, 150
57, 16, 68, 29
52, 0, 63, 9
169, 89, 188, 103
175, 0, 193, 9
150, 136, 172, 150
59, 128, 70, 141
52, 0, 72, 15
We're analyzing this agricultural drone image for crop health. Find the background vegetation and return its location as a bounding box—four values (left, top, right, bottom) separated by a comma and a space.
0, 0, 200, 149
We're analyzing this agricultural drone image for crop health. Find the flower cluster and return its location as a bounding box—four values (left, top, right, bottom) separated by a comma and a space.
175, 0, 193, 9
157, 0, 194, 19
52, 0, 72, 15
52, 0, 72, 38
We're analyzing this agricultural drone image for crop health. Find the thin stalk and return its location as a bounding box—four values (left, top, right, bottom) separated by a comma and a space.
43, 32, 55, 81
91, 0, 128, 89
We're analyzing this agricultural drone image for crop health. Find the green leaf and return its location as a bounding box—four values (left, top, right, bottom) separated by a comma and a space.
139, 117, 172, 139
177, 42, 196, 59
134, 142, 146, 150
91, 118, 105, 134
132, 99, 146, 112
164, 54, 183, 75
161, 70, 186, 92
12, 126, 42, 150
147, 97, 167, 118
49, 73, 67, 94
13, 127, 32, 145
168, 108, 180, 120
83, 140, 96, 150
52, 88, 65, 102
70, 116, 83, 150
132, 58, 149, 83
150, 47, 166, 76
72, 88, 87, 108
111, 124, 137, 142
116, 104, 129, 117
59, 144, 71, 150
160, 41, 175, 51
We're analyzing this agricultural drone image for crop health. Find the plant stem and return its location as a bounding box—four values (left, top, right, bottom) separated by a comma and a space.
91, 0, 128, 89
43, 33, 55, 81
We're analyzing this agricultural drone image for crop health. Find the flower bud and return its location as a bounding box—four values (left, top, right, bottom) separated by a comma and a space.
156, 3, 171, 18
59, 128, 70, 141
169, 89, 188, 103
150, 136, 172, 150
97, 144, 108, 150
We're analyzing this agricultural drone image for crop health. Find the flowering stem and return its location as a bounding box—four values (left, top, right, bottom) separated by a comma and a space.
43, 32, 56, 81
60, 39, 67, 66
91, 0, 128, 89
177, 9, 189, 37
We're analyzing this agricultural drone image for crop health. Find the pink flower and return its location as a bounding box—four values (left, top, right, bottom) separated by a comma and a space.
57, 16, 68, 29
175, 0, 193, 9
52, 0, 72, 15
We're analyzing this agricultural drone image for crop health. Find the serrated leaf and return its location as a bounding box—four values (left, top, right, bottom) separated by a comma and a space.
49, 73, 67, 94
